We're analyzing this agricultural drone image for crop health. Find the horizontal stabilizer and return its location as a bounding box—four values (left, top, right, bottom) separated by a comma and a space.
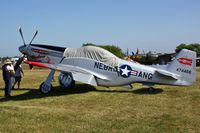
155, 69, 180, 80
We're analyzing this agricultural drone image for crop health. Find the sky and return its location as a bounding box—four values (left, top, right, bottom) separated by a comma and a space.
0, 0, 200, 57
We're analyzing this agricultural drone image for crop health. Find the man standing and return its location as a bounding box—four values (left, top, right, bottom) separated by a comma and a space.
2, 59, 15, 98
13, 65, 24, 89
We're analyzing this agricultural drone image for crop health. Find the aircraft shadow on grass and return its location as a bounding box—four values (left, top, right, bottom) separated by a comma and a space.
0, 84, 163, 102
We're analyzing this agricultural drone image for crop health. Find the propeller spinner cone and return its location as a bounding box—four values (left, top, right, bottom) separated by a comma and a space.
19, 45, 27, 54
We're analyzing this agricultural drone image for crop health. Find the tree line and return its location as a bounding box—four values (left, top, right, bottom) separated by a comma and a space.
83, 43, 200, 58
176, 43, 200, 56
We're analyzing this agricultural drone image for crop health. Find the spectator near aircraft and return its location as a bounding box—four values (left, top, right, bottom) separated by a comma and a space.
2, 59, 15, 98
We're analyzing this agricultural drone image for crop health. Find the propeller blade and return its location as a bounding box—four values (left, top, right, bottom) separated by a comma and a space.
18, 27, 26, 46
14, 55, 25, 71
29, 30, 38, 45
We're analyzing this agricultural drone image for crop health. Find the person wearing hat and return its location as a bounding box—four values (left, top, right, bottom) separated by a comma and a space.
2, 59, 15, 98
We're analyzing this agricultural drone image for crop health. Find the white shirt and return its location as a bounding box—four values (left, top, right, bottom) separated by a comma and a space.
6, 64, 14, 79
6, 64, 14, 71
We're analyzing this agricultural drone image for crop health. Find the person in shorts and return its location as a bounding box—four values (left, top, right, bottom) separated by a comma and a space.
13, 65, 24, 89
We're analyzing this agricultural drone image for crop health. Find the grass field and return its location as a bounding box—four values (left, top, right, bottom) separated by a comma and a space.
0, 67, 200, 133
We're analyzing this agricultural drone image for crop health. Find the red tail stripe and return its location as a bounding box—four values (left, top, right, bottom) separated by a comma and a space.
178, 61, 192, 66
177, 58, 193, 66
178, 58, 192, 62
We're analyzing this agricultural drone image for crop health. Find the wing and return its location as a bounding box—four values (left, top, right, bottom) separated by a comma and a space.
55, 63, 109, 86
25, 61, 109, 86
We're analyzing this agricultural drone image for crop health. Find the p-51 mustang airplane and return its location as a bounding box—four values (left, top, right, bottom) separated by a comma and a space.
16, 27, 196, 94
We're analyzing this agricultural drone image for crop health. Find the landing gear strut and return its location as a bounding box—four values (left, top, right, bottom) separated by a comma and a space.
40, 69, 55, 94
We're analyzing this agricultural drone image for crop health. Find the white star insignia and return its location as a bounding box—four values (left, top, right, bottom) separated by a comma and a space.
121, 66, 130, 76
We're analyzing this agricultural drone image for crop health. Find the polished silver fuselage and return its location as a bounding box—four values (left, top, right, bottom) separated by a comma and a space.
19, 44, 195, 87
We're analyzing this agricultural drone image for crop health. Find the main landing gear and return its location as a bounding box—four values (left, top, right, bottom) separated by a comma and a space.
39, 69, 55, 94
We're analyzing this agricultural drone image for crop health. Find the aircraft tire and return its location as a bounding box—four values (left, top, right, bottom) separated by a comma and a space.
58, 72, 75, 89
70, 80, 75, 89
61, 80, 75, 89
39, 82, 53, 94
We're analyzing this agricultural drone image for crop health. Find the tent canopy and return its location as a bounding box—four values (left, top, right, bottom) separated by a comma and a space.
63, 46, 120, 67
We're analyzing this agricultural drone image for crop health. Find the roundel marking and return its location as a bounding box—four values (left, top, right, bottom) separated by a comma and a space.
119, 64, 132, 78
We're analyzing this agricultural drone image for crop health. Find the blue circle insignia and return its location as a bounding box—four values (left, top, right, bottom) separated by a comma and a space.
119, 65, 132, 78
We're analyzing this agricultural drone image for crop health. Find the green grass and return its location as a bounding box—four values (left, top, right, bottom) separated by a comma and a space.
0, 67, 200, 133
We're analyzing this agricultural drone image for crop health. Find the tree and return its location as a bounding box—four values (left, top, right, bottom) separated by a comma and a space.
82, 43, 96, 47
82, 43, 125, 58
176, 43, 200, 55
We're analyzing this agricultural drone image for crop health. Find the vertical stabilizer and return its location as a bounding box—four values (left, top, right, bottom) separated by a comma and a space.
167, 49, 196, 85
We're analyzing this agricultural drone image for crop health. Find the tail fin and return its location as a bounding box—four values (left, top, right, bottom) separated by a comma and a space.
167, 49, 196, 85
